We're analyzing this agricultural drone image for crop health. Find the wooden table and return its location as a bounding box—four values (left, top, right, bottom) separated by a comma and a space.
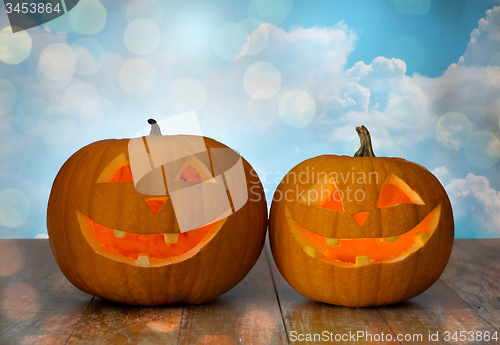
0, 239, 499, 344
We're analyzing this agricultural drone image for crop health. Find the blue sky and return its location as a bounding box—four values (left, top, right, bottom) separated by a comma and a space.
0, 0, 499, 239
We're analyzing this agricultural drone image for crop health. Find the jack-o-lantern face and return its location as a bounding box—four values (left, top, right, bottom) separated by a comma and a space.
269, 126, 454, 307
286, 172, 439, 266
76, 139, 234, 267
47, 123, 267, 305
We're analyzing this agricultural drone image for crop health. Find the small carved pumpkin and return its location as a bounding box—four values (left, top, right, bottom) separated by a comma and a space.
47, 120, 267, 305
269, 126, 454, 307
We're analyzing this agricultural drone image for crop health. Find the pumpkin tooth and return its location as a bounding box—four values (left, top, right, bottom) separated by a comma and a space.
355, 255, 370, 267
136, 254, 151, 267
380, 235, 399, 243
414, 232, 429, 247
164, 233, 178, 244
113, 229, 125, 238
303, 246, 319, 258
325, 238, 340, 247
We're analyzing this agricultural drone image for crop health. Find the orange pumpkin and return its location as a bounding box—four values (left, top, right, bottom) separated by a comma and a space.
269, 126, 454, 307
47, 120, 267, 305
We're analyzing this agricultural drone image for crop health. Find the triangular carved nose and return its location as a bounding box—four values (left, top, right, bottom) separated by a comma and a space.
145, 197, 169, 214
352, 212, 369, 227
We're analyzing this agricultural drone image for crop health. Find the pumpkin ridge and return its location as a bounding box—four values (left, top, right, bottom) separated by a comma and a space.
269, 126, 454, 307
63, 140, 116, 294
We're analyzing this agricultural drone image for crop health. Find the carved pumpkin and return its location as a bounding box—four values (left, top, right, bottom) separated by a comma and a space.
47, 120, 267, 305
269, 126, 454, 307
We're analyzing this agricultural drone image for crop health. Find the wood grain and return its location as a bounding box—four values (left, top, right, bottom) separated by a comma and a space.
379, 280, 498, 344
0, 239, 92, 345
266, 245, 398, 345
441, 239, 500, 330
2, 239, 500, 345
178, 251, 288, 345
68, 298, 184, 345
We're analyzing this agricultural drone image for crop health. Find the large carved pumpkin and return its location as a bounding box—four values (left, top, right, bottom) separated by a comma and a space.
47, 120, 267, 305
269, 126, 454, 307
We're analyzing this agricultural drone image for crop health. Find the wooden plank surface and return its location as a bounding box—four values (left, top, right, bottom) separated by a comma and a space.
1, 239, 500, 345
266, 246, 399, 345
441, 239, 500, 330
267, 239, 500, 345
67, 299, 184, 345
178, 250, 288, 345
379, 280, 498, 344
0, 239, 92, 345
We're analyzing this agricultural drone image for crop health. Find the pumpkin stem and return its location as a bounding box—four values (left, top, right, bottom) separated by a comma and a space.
148, 119, 162, 136
354, 125, 375, 157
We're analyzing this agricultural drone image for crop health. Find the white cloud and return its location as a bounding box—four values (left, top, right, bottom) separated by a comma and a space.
413, 64, 500, 131
460, 6, 500, 66
35, 233, 49, 239
446, 173, 500, 237
431, 166, 449, 184
198, 15, 500, 159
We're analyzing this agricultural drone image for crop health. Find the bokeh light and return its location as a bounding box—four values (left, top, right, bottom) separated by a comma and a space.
63, 82, 99, 112
126, 0, 164, 25
39, 43, 77, 82
118, 58, 156, 96
196, 334, 234, 345
17, 97, 51, 135
125, 308, 182, 333
0, 240, 25, 276
124, 18, 161, 56
238, 310, 275, 345
43, 10, 73, 33
69, 0, 107, 34
279, 90, 316, 128
0, 26, 32, 64
146, 313, 181, 333
1, 283, 39, 321
464, 131, 500, 169
387, 35, 425, 73
487, 53, 500, 88
0, 79, 17, 116
248, 96, 279, 128
0, 121, 14, 159
17, 83, 51, 103
436, 112, 473, 150
244, 62, 281, 99
37, 106, 77, 145
248, 0, 293, 26
36, 65, 72, 90
169, 78, 206, 112
212, 23, 248, 60
73, 38, 105, 75
80, 97, 117, 120
0, 189, 31, 228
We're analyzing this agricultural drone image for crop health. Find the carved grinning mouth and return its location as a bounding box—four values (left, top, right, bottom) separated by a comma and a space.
285, 204, 441, 267
76, 210, 229, 267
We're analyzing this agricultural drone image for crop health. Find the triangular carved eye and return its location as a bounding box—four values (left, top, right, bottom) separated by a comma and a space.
297, 173, 344, 212
174, 156, 216, 183
96, 153, 134, 183
376, 174, 424, 208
